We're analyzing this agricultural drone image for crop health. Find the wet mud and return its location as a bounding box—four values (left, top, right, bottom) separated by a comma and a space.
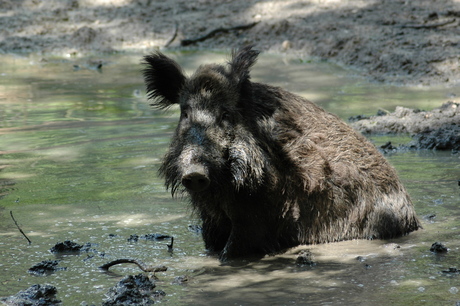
2, 235, 174, 305
1, 0, 460, 85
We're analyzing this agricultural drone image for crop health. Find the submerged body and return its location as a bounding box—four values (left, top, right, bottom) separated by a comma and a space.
143, 46, 421, 260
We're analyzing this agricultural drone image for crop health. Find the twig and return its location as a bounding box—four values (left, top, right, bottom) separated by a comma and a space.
167, 236, 174, 252
99, 258, 167, 274
164, 22, 179, 48
400, 18, 456, 29
181, 21, 260, 46
10, 211, 31, 244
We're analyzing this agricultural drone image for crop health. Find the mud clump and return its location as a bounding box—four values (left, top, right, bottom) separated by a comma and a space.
442, 267, 459, 274
172, 275, 189, 285
140, 233, 172, 241
50, 240, 93, 254
102, 274, 164, 306
412, 125, 460, 151
127, 233, 171, 243
127, 234, 139, 243
0, 284, 61, 306
430, 242, 448, 253
28, 260, 66, 276
351, 102, 460, 152
296, 250, 315, 266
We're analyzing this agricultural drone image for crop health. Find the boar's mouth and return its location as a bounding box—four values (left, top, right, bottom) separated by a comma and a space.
181, 165, 210, 192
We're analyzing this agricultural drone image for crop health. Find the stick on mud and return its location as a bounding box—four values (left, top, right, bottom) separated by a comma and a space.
164, 22, 178, 47
181, 21, 259, 46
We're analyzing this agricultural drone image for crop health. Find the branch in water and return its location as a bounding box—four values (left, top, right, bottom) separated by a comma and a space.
99, 258, 167, 273
10, 211, 31, 244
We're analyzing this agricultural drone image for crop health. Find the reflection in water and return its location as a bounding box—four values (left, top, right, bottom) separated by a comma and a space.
0, 52, 459, 305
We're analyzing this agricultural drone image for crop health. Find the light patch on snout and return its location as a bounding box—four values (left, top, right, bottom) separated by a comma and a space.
181, 145, 199, 165
191, 107, 217, 126
179, 144, 208, 171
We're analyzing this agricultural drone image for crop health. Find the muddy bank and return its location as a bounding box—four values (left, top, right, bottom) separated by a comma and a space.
1, 0, 460, 85
351, 102, 460, 152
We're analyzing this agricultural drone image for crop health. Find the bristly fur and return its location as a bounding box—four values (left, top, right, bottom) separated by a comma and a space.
142, 52, 186, 109
229, 45, 259, 85
142, 46, 421, 261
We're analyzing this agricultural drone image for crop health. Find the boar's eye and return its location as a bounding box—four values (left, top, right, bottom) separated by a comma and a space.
219, 111, 232, 124
180, 108, 189, 120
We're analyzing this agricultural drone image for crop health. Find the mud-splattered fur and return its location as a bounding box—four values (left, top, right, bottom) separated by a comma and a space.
143, 46, 421, 260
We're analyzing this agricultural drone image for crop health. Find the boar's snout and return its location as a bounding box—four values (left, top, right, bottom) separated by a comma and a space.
181, 165, 210, 192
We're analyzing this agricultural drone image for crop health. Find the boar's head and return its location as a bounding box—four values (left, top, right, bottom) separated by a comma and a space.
143, 46, 273, 197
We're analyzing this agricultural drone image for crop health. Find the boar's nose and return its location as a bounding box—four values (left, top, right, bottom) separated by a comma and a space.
181, 166, 210, 192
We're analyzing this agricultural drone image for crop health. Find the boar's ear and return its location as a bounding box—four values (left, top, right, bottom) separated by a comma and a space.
143, 52, 186, 109
229, 45, 260, 86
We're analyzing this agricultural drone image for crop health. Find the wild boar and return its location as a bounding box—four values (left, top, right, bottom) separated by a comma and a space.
143, 46, 421, 260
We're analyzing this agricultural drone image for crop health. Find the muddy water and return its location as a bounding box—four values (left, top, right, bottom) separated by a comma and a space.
0, 51, 459, 305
